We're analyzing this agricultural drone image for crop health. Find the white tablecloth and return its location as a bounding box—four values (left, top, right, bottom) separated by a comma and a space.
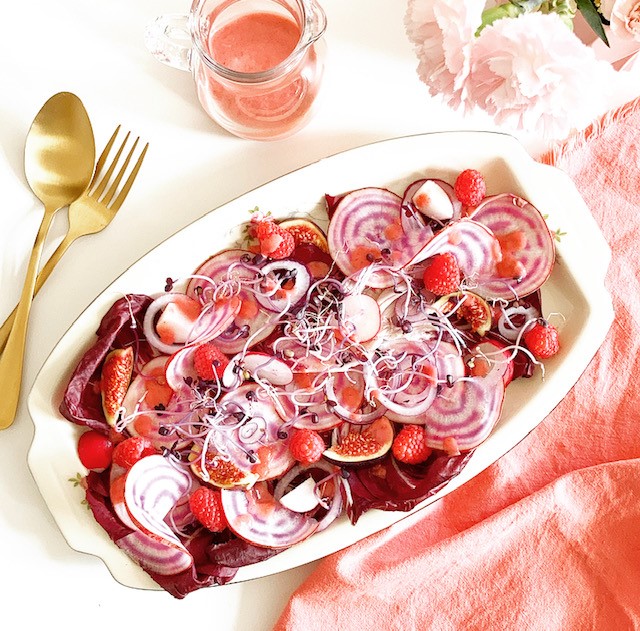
0, 2, 637, 629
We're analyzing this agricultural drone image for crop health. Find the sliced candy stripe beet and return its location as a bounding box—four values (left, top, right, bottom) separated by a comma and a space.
327, 187, 426, 288
186, 248, 275, 354
423, 375, 505, 451
118, 530, 193, 576
405, 218, 500, 282
221, 483, 319, 549
470, 193, 555, 300
123, 455, 194, 557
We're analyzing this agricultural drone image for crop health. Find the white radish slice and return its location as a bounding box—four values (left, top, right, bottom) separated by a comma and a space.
402, 178, 462, 223
405, 218, 501, 283
327, 187, 426, 288
272, 337, 339, 373
423, 373, 505, 452
339, 293, 381, 342
221, 482, 319, 549
143, 294, 202, 355
278, 477, 321, 513
118, 530, 193, 576
254, 260, 311, 312
468, 339, 515, 386
239, 352, 294, 386
411, 179, 455, 221
122, 455, 193, 569
469, 193, 555, 300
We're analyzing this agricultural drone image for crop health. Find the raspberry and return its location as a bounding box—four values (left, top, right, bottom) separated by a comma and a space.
523, 319, 560, 359
422, 252, 461, 296
193, 342, 229, 381
454, 169, 486, 207
112, 436, 156, 469
254, 218, 295, 259
189, 487, 227, 532
392, 425, 432, 465
289, 429, 326, 465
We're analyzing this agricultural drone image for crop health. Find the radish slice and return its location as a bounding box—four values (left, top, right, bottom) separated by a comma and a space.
327, 187, 426, 288
423, 373, 505, 451
469, 193, 555, 300
278, 477, 321, 513
221, 482, 319, 549
467, 339, 515, 386
143, 294, 202, 355
118, 530, 193, 576
254, 260, 311, 312
239, 352, 294, 386
409, 179, 455, 222
405, 218, 501, 283
402, 178, 462, 223
339, 293, 381, 343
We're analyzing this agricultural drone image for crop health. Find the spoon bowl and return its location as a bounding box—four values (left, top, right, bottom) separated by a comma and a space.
0, 92, 95, 429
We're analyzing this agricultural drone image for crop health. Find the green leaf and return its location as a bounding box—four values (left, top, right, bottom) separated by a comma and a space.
576, 0, 609, 46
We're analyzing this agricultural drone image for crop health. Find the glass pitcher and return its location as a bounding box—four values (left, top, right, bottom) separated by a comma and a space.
145, 0, 327, 141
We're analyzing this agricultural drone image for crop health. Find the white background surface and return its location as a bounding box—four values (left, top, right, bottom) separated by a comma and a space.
0, 2, 638, 629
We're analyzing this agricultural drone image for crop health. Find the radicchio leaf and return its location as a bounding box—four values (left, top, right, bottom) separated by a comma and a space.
344, 451, 473, 524
59, 294, 153, 431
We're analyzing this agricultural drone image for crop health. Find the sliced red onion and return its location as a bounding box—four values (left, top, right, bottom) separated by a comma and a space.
423, 373, 505, 451
254, 260, 311, 312
470, 193, 556, 300
221, 482, 319, 549
366, 339, 438, 418
496, 304, 540, 341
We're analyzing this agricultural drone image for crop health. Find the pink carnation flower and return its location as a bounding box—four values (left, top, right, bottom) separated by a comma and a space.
467, 12, 616, 137
405, 0, 485, 109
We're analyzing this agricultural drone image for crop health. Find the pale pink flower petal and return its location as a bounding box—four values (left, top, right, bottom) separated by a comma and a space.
610, 0, 640, 41
405, 0, 485, 109
468, 12, 617, 137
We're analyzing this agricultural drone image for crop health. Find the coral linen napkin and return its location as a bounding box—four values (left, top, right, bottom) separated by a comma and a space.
274, 99, 640, 631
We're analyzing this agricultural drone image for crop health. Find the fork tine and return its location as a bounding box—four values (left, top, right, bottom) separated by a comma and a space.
109, 142, 149, 211
100, 136, 140, 206
90, 125, 121, 188
91, 130, 131, 199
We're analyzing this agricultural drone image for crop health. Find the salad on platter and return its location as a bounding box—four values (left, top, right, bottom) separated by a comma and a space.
59, 167, 560, 598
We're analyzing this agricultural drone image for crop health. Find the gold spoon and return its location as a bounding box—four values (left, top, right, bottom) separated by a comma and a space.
0, 92, 95, 430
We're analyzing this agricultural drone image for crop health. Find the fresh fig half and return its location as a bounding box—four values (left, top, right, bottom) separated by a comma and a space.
189, 446, 259, 490
101, 347, 134, 427
435, 291, 492, 336
279, 218, 329, 253
323, 417, 394, 465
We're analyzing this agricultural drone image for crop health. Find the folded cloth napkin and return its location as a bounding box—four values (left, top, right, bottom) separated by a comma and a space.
274, 97, 640, 631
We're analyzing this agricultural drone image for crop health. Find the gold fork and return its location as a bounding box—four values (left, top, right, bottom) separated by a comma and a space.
0, 127, 149, 353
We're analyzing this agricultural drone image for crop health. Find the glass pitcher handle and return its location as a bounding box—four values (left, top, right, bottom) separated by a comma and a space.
144, 14, 192, 72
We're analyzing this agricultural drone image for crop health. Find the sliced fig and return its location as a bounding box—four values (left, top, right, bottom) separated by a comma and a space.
101, 347, 134, 426
279, 218, 329, 253
435, 291, 492, 336
190, 447, 259, 489
323, 417, 394, 465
